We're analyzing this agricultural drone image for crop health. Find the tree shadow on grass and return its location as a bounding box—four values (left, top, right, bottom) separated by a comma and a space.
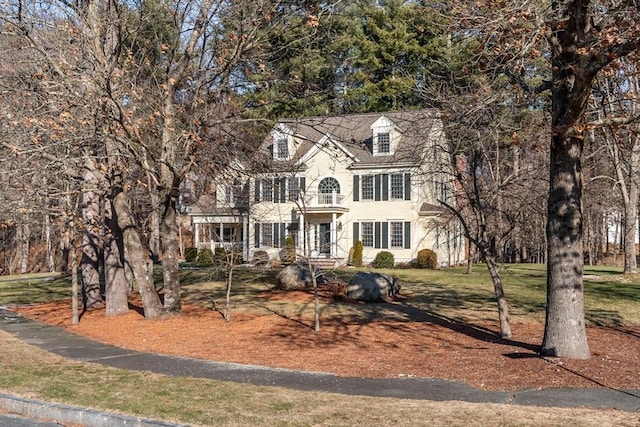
255, 283, 540, 354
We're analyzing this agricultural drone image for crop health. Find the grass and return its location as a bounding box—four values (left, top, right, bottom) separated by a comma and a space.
2, 264, 640, 425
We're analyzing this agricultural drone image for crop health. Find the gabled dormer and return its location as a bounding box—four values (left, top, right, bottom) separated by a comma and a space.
370, 116, 401, 156
271, 123, 293, 161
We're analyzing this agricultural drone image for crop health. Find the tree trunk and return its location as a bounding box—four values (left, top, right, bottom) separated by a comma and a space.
160, 192, 182, 313
45, 215, 55, 272
18, 223, 29, 274
60, 231, 70, 274
623, 191, 638, 274
480, 246, 511, 338
148, 172, 162, 264
541, 129, 590, 359
71, 237, 79, 325
113, 190, 163, 318
81, 166, 103, 309
103, 198, 129, 316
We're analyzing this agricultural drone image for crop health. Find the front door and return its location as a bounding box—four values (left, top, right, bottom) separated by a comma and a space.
319, 223, 331, 256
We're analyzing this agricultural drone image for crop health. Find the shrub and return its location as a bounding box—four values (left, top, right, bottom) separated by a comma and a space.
417, 248, 438, 269
281, 235, 296, 264
184, 247, 197, 262
252, 250, 269, 266
197, 248, 214, 265
372, 251, 394, 269
353, 240, 363, 267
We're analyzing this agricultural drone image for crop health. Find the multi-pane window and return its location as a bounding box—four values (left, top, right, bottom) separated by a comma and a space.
361, 222, 374, 247
377, 132, 390, 153
262, 180, 273, 202
276, 138, 289, 159
287, 177, 298, 201
390, 222, 404, 247
390, 174, 404, 199
261, 223, 273, 247
361, 176, 374, 200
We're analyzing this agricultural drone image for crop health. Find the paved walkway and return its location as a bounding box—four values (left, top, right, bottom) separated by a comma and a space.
1, 306, 639, 425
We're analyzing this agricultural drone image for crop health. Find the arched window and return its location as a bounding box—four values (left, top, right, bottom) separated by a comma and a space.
318, 177, 340, 194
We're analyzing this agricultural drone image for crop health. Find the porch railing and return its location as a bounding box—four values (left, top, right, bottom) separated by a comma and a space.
303, 192, 345, 207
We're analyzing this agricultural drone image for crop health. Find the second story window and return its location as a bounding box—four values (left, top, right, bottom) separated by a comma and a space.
262, 180, 273, 202
276, 138, 289, 159
377, 132, 390, 154
390, 174, 404, 199
361, 175, 374, 200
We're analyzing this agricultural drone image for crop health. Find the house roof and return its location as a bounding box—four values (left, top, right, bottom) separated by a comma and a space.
263, 109, 441, 169
418, 202, 448, 216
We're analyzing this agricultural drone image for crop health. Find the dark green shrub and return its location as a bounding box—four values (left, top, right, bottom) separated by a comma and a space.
417, 248, 438, 269
372, 251, 394, 268
184, 247, 197, 262
197, 248, 214, 265
253, 250, 269, 266
353, 240, 363, 267
282, 235, 296, 264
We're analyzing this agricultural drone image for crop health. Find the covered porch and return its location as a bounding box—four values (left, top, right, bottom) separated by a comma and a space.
191, 211, 247, 257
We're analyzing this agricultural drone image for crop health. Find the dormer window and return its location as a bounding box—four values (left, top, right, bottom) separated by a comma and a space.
377, 132, 390, 154
276, 138, 289, 159
371, 116, 399, 156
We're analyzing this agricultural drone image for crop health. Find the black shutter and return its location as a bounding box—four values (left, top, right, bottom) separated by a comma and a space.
404, 222, 411, 249
374, 222, 381, 248
254, 179, 261, 202
374, 175, 381, 201
382, 174, 389, 201
254, 223, 260, 248
353, 222, 359, 245
273, 178, 280, 203
404, 173, 411, 200
353, 175, 360, 201
381, 222, 389, 249
299, 176, 306, 193
280, 178, 287, 203
273, 223, 280, 247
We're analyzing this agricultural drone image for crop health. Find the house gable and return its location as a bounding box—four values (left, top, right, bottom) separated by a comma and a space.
297, 134, 360, 166
370, 115, 401, 156
269, 123, 294, 161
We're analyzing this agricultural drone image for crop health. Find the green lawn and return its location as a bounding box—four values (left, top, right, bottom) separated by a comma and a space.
2, 263, 640, 326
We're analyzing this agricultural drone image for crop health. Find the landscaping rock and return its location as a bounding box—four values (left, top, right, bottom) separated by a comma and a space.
346, 272, 401, 302
274, 262, 327, 290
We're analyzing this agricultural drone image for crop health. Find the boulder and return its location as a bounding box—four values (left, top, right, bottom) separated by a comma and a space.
346, 272, 401, 302
274, 262, 326, 290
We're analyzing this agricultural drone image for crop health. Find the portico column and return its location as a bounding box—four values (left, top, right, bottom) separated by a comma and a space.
194, 222, 200, 249
299, 212, 305, 255
332, 212, 337, 257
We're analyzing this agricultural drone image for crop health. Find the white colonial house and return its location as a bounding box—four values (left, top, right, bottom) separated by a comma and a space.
187, 110, 465, 267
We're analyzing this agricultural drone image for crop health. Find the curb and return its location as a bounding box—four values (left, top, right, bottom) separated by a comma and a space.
0, 393, 188, 427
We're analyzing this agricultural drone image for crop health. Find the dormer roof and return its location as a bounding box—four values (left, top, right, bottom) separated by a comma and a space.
259, 109, 441, 169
